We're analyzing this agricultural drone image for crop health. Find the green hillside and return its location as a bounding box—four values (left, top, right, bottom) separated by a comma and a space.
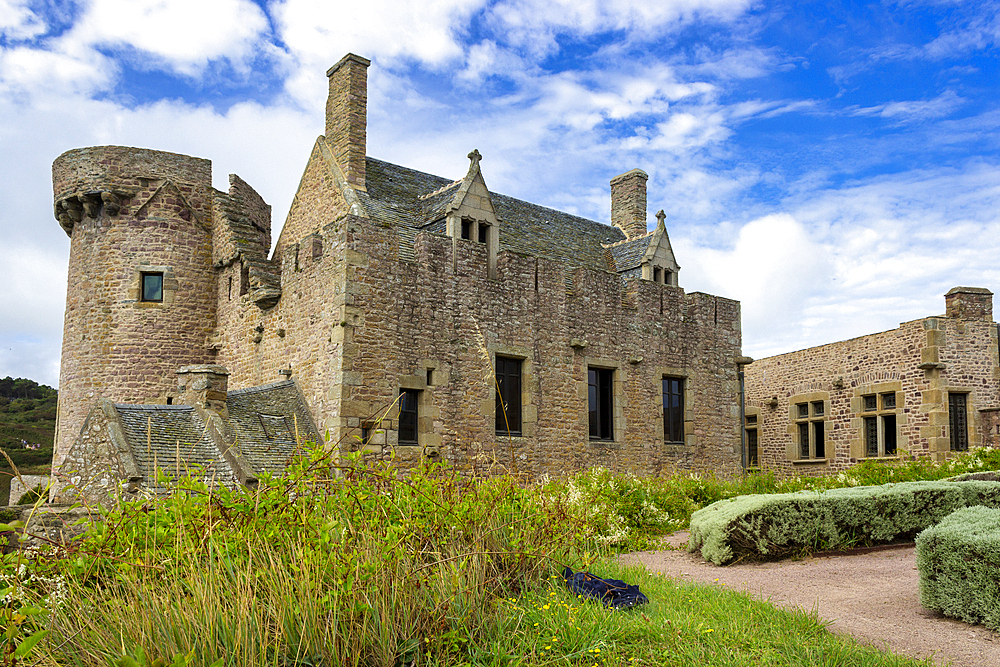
0, 377, 56, 504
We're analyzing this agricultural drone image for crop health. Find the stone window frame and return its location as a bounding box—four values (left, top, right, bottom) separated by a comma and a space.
654, 365, 693, 448
140, 272, 164, 303
787, 391, 829, 464
495, 355, 523, 437
745, 406, 760, 467
394, 361, 445, 456
397, 389, 420, 445
948, 390, 972, 452
662, 375, 685, 444
583, 357, 624, 445
130, 265, 177, 308
490, 345, 536, 439
849, 381, 905, 459
860, 388, 902, 458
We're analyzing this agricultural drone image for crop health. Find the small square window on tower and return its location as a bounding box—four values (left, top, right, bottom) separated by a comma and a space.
141, 272, 163, 302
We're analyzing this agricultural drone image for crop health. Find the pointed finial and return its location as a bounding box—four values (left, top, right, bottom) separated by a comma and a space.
468, 149, 482, 166
656, 209, 666, 226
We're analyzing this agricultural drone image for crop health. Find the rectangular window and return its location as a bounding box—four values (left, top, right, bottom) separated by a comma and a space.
746, 428, 758, 467
461, 219, 473, 240
495, 356, 522, 436
588, 368, 614, 441
949, 392, 969, 451
662, 376, 684, 443
398, 390, 419, 444
653, 267, 662, 283
794, 400, 826, 460
862, 392, 900, 457
478, 223, 489, 244
141, 272, 163, 302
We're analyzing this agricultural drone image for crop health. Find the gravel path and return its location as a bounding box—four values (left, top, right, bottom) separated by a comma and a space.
620, 532, 1000, 667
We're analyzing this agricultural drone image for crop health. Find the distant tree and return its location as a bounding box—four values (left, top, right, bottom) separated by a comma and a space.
0, 377, 56, 401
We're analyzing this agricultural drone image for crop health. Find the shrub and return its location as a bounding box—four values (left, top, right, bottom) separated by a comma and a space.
916, 505, 1000, 631
688, 480, 1000, 565
31, 447, 582, 666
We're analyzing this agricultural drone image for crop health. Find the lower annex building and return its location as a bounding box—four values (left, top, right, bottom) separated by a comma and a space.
744, 287, 1000, 475
50, 54, 748, 503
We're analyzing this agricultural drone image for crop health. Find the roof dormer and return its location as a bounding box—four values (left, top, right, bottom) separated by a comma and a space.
445, 149, 501, 279
642, 210, 680, 285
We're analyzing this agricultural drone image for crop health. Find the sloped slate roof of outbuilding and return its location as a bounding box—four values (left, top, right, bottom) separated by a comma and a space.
226, 380, 320, 476
360, 157, 628, 271
115, 404, 233, 482
113, 380, 321, 484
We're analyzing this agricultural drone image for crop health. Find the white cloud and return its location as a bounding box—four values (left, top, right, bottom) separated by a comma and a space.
676, 214, 832, 353
0, 45, 115, 99
67, 0, 271, 75
0, 0, 48, 40
849, 89, 964, 123
489, 0, 753, 51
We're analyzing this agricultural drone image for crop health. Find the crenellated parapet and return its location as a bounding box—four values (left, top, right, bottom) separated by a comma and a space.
52, 146, 213, 235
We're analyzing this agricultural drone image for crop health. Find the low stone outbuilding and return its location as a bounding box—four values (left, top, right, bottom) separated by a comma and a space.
54, 366, 319, 504
744, 287, 1000, 475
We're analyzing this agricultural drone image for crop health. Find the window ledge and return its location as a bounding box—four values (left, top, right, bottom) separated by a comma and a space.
792, 458, 828, 465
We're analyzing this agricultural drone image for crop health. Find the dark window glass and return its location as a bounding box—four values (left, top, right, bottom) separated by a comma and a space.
811, 401, 824, 417
588, 368, 614, 441
883, 414, 897, 456
863, 394, 877, 412
478, 223, 488, 244
813, 421, 825, 458
653, 267, 662, 283
141, 272, 163, 302
747, 429, 758, 467
881, 392, 896, 410
662, 376, 684, 443
949, 393, 969, 451
495, 356, 522, 436
461, 219, 472, 240
865, 416, 878, 457
797, 403, 809, 419
399, 390, 419, 444
799, 422, 810, 458
745, 414, 757, 425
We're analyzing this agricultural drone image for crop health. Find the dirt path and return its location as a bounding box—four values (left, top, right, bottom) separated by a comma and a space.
620, 532, 1000, 667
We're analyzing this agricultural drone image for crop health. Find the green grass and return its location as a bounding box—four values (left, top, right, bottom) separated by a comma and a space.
3, 444, 960, 667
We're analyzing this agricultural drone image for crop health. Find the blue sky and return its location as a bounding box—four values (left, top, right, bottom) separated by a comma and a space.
1, 0, 998, 388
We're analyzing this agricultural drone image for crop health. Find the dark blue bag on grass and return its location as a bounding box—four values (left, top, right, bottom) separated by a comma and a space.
562, 566, 649, 609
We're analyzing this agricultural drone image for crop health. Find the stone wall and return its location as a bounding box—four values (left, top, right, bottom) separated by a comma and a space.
53, 147, 219, 473
242, 207, 744, 478
746, 292, 1000, 475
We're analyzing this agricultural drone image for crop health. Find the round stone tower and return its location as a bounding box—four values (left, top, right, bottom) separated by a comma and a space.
52, 146, 219, 472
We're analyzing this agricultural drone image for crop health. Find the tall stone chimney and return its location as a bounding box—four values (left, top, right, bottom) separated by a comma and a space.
945, 286, 993, 321
326, 53, 371, 191
176, 365, 229, 416
610, 168, 648, 240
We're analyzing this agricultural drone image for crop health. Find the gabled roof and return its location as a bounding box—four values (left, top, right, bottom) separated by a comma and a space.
107, 381, 320, 486
116, 404, 232, 481
359, 157, 627, 271
226, 380, 320, 476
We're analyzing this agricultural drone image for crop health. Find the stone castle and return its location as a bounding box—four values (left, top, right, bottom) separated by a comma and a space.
50, 54, 747, 502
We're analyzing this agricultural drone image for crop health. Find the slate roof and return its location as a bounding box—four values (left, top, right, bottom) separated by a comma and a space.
607, 235, 653, 272
113, 380, 321, 485
116, 404, 232, 482
226, 380, 320, 476
361, 158, 631, 271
